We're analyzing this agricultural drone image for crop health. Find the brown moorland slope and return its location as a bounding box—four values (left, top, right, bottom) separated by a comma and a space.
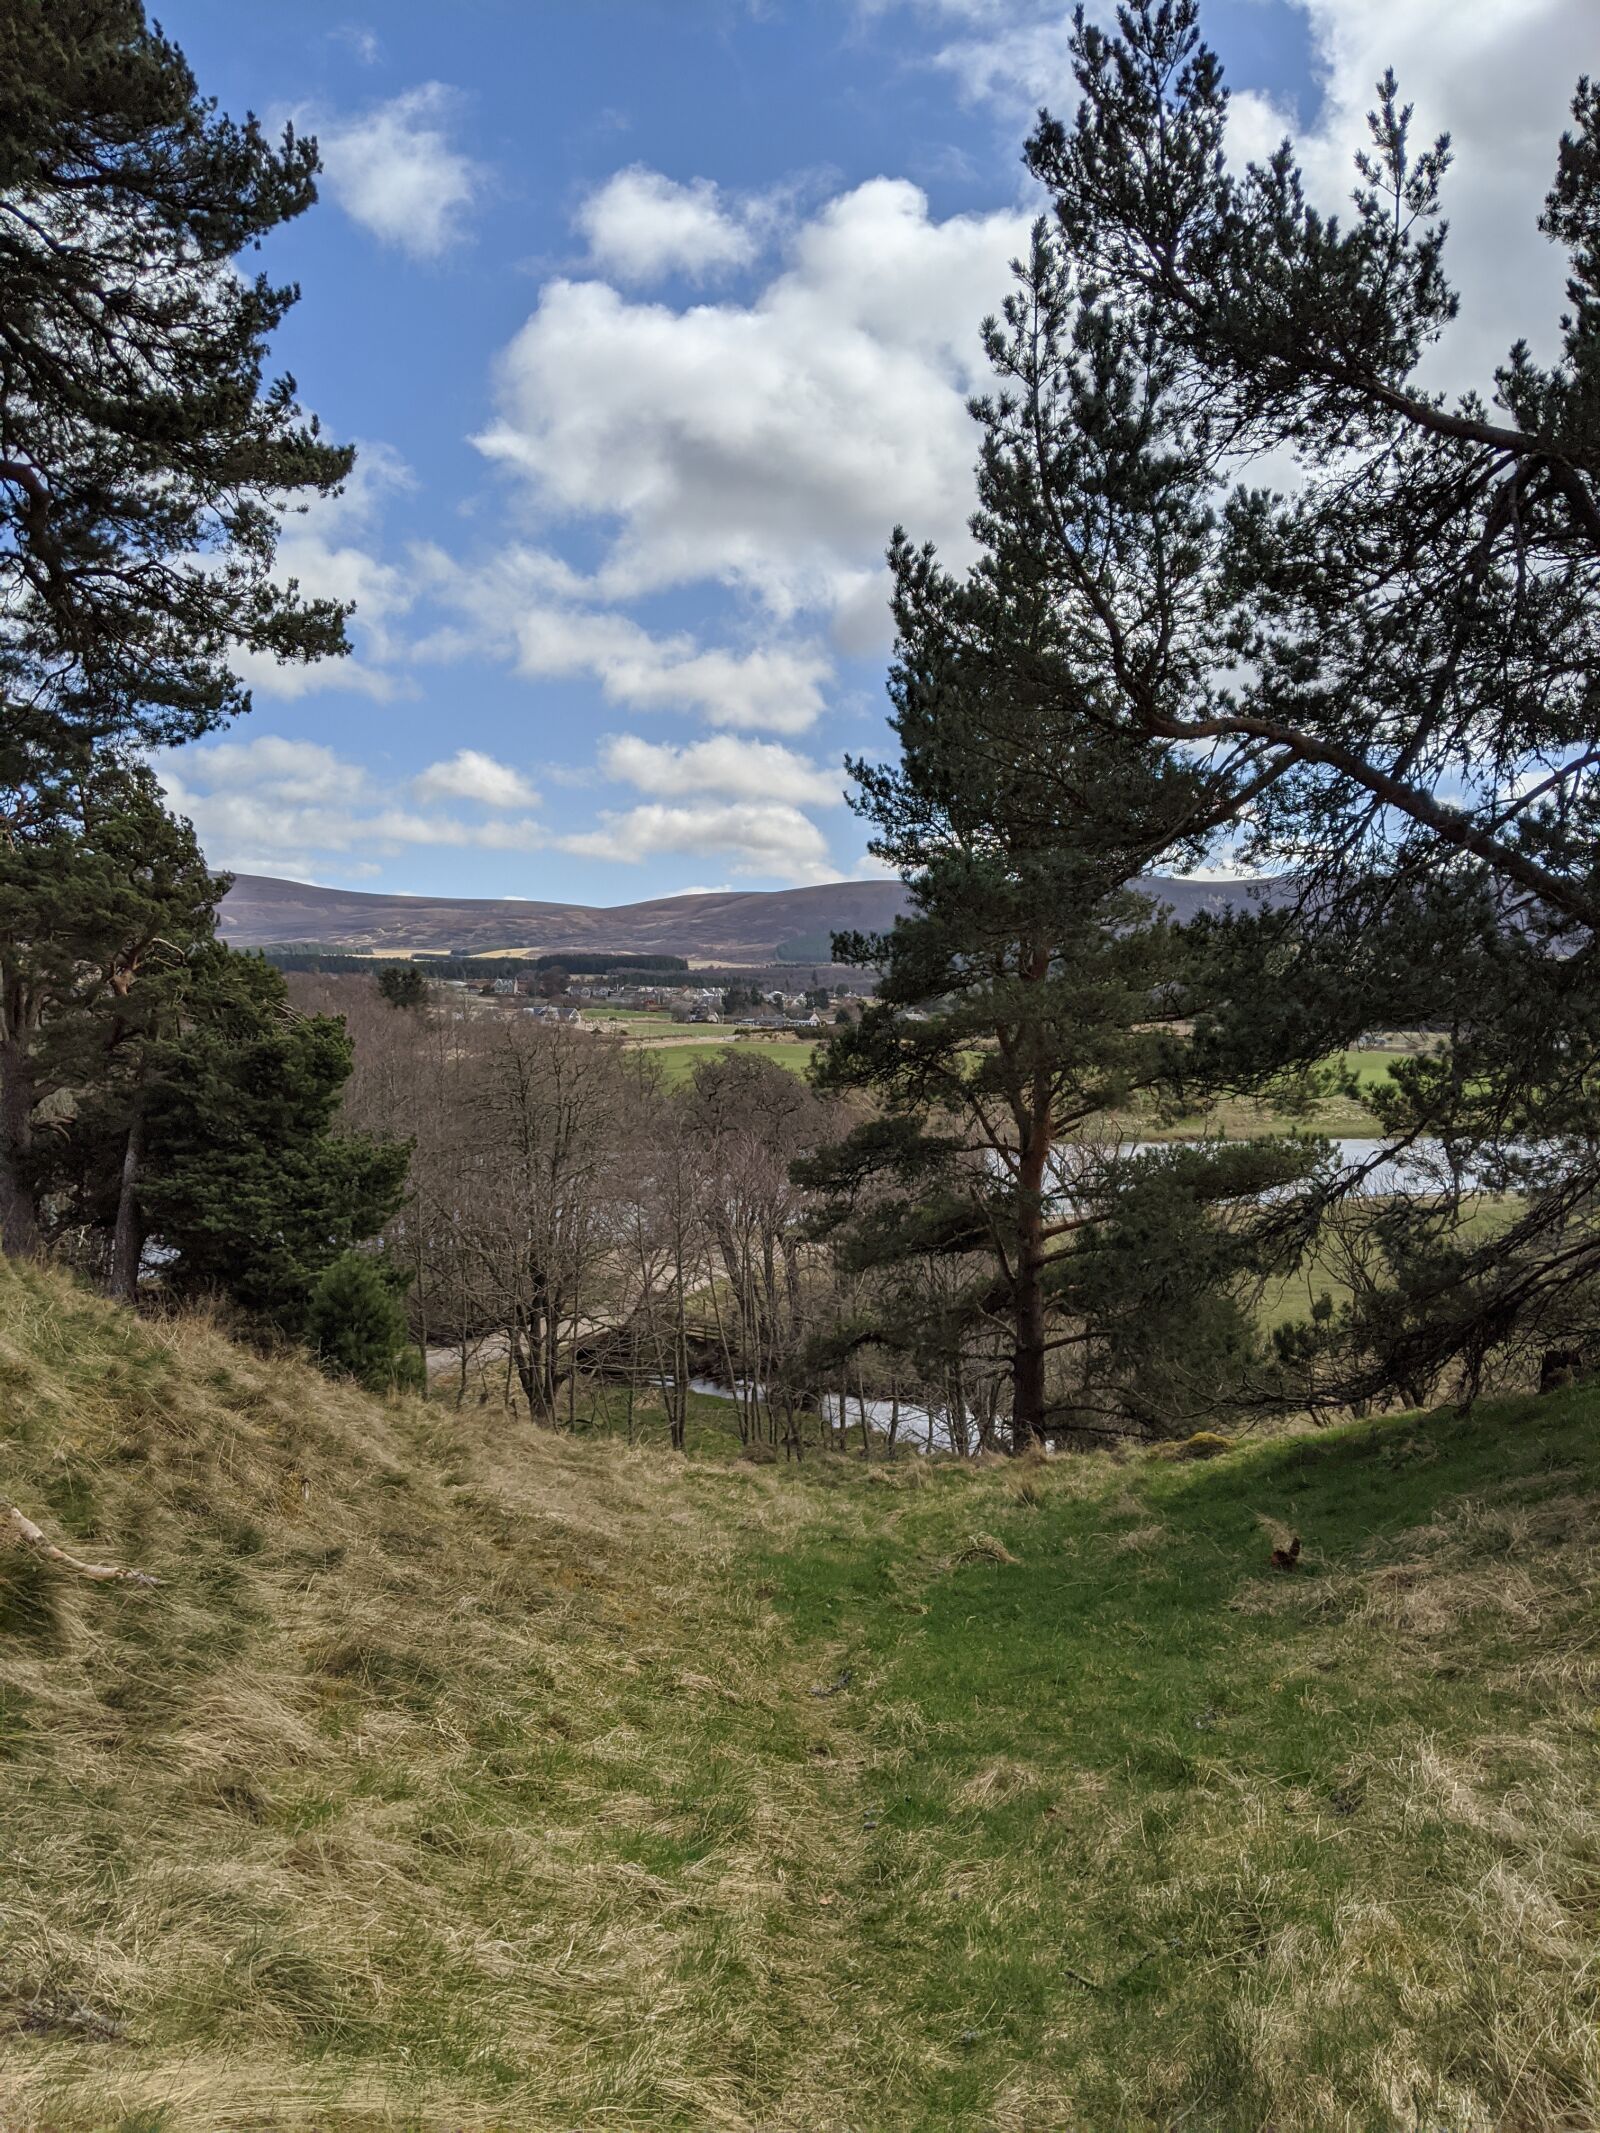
218, 872, 1277, 962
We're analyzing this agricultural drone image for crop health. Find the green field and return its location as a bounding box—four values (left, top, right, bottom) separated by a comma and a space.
583, 1009, 692, 1039
1120, 1046, 1422, 1141
4, 1258, 1596, 2130
651, 1037, 819, 1084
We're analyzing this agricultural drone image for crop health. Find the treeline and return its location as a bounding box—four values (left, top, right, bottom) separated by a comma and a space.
297, 971, 1311, 1449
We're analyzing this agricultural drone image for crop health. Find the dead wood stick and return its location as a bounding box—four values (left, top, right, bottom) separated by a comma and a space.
3, 1501, 161, 1587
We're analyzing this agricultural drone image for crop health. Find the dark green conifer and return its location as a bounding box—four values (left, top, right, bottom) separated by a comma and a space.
0, 0, 353, 778
306, 1252, 420, 1394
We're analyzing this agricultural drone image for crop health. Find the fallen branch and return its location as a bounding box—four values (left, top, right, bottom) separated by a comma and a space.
3, 1501, 161, 1587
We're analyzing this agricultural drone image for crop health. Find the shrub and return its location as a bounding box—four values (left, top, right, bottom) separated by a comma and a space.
304, 1253, 420, 1394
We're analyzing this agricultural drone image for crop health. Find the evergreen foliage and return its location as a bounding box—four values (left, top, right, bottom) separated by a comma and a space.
0, 761, 221, 1262
0, 0, 353, 779
131, 950, 411, 1327
809, 461, 1321, 1442
0, 763, 409, 1326
818, 0, 1600, 1406
376, 965, 430, 1011
305, 1250, 420, 1393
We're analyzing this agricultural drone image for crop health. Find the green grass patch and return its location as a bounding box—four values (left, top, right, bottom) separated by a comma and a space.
741, 1393, 1600, 2128
652, 1038, 818, 1084
1, 1258, 1595, 2130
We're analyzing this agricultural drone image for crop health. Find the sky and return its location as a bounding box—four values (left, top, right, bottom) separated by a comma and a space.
151, 0, 1591, 905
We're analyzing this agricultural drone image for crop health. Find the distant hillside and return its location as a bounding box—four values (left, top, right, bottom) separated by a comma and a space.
218, 872, 1281, 963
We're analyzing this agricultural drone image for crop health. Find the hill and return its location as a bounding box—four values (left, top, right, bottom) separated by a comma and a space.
5, 1263, 1591, 2130
216, 872, 1279, 962
217, 874, 914, 962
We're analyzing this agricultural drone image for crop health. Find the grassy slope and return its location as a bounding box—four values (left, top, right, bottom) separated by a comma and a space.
1, 1264, 1596, 2131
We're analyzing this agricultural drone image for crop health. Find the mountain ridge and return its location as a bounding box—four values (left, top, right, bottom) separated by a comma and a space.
217, 871, 1278, 963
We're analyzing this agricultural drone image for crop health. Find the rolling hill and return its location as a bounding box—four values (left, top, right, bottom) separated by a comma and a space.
217, 872, 1279, 963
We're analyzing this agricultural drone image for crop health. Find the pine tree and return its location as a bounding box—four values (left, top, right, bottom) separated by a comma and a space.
0, 0, 353, 782
807, 459, 1318, 1444
19, 779, 412, 1327
837, 0, 1600, 1401
376, 966, 430, 1011
129, 950, 411, 1328
0, 1, 354, 1261
305, 1252, 419, 1394
0, 762, 221, 1261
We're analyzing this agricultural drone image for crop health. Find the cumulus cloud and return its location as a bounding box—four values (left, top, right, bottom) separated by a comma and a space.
560, 800, 836, 884
513, 610, 832, 733
576, 167, 765, 284
314, 84, 483, 259
600, 733, 846, 808
475, 177, 1028, 644
175, 735, 361, 804
413, 749, 540, 809
155, 732, 840, 889
416, 544, 834, 732
1222, 0, 1591, 387
157, 735, 544, 877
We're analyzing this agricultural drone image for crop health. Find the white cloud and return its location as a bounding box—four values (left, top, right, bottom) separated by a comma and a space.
175, 735, 360, 804
416, 545, 834, 732
514, 609, 832, 733
331, 24, 381, 64
238, 441, 417, 703
475, 177, 1029, 645
559, 800, 836, 884
413, 748, 540, 809
314, 84, 482, 260
156, 736, 544, 875
155, 733, 839, 889
1223, 0, 1590, 387
601, 733, 846, 807
577, 167, 763, 284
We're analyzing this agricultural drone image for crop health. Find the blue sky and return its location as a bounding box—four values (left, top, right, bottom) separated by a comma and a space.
152, 0, 1584, 904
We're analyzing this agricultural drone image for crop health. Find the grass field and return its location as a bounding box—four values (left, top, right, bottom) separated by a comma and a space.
651, 1037, 818, 1085
632, 1036, 1422, 1121
1122, 1047, 1416, 1141
3, 1260, 1595, 2130
583, 1010, 690, 1039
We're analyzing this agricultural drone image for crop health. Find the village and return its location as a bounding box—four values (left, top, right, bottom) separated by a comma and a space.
457, 969, 865, 1036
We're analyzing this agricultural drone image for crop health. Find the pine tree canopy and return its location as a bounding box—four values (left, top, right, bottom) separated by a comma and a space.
0, 0, 353, 779
810, 499, 1323, 1445
1016, 0, 1599, 942
818, 0, 1600, 1413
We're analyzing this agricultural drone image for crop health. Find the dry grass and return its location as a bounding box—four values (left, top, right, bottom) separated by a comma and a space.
0, 1261, 858, 2131
1, 1261, 1598, 2129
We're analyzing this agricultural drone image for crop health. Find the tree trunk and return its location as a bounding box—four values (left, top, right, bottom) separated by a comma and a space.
1011, 1082, 1051, 1452
672, 1269, 689, 1454
1012, 1246, 1047, 1451
107, 1109, 145, 1303
0, 1036, 40, 1259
